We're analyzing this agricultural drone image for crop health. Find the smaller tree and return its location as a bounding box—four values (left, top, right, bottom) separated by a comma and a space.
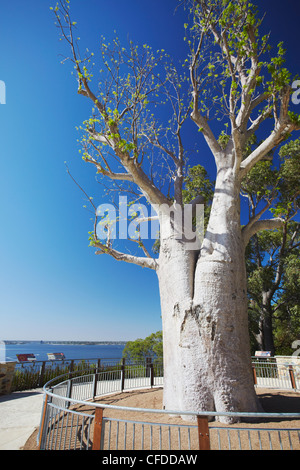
273, 306, 300, 356
122, 331, 163, 362
243, 138, 300, 354
247, 224, 300, 354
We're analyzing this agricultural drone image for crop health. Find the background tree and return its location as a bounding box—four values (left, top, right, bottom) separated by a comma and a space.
247, 223, 300, 354
243, 138, 300, 355
52, 0, 300, 421
122, 331, 163, 362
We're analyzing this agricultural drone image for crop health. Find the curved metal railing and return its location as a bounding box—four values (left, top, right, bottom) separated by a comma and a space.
38, 361, 300, 451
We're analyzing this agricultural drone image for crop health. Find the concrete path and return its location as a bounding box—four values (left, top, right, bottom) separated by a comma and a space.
0, 389, 44, 450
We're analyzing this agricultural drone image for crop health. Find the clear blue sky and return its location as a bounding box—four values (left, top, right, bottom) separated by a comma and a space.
0, 0, 299, 341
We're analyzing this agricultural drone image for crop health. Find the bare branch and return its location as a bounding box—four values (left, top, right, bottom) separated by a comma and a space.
240, 119, 296, 178
242, 217, 285, 247
190, 108, 224, 163
65, 163, 97, 209
94, 241, 158, 270
54, 2, 172, 209
83, 152, 134, 182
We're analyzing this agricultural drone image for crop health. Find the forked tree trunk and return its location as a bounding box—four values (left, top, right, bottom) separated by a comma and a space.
157, 168, 260, 422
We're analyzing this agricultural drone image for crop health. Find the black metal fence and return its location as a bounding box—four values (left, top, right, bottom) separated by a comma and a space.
11, 357, 162, 392
10, 355, 300, 393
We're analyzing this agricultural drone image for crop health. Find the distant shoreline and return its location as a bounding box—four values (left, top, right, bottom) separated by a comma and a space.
3, 340, 128, 345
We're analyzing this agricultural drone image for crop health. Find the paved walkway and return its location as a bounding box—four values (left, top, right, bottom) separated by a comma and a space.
0, 389, 44, 450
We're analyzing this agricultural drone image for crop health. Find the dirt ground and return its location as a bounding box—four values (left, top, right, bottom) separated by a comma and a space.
22, 387, 300, 451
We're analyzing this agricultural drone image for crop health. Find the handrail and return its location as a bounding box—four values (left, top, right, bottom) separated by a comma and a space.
11, 355, 300, 394
39, 363, 300, 451
42, 368, 300, 420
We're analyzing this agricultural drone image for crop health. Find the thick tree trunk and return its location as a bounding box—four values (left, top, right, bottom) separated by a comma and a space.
259, 294, 276, 355
253, 296, 276, 355
157, 168, 260, 422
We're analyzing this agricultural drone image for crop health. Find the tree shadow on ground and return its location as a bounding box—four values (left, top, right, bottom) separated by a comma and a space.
257, 391, 300, 422
0, 390, 42, 403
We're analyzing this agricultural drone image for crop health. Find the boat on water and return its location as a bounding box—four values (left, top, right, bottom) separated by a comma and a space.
16, 353, 36, 362
47, 352, 65, 361
16, 352, 66, 362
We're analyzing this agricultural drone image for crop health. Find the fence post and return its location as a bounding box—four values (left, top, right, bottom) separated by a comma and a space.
66, 379, 73, 409
38, 394, 49, 450
146, 357, 150, 377
252, 364, 257, 385
92, 407, 104, 450
38, 361, 46, 387
68, 360, 74, 379
149, 359, 154, 388
197, 416, 210, 450
289, 365, 296, 390
93, 372, 98, 399
121, 358, 125, 391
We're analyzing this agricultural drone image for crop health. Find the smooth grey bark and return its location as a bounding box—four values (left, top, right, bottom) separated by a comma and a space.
156, 167, 260, 422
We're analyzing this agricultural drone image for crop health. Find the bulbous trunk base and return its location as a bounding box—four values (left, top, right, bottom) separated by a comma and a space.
159, 255, 260, 424
157, 171, 260, 423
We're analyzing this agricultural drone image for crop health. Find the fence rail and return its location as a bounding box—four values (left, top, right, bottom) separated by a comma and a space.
38, 361, 300, 451
10, 356, 300, 393
11, 357, 160, 392
252, 359, 300, 391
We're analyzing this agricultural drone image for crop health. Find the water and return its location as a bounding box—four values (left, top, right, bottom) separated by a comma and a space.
4, 341, 125, 363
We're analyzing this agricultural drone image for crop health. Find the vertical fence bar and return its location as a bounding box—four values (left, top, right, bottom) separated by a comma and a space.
92, 407, 104, 450
150, 360, 154, 388
38, 362, 46, 387
197, 416, 210, 450
121, 358, 125, 391
93, 373, 98, 399
66, 379, 73, 409
252, 365, 257, 385
146, 357, 151, 378
68, 360, 74, 379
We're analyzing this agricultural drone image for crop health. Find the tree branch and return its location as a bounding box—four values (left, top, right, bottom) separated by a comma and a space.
190, 108, 224, 164
54, 1, 171, 210
93, 241, 158, 270
240, 119, 296, 178
242, 217, 285, 247
189, 6, 224, 165
83, 151, 134, 182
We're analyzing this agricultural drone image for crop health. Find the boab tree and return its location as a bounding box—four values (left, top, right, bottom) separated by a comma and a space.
52, 0, 300, 420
